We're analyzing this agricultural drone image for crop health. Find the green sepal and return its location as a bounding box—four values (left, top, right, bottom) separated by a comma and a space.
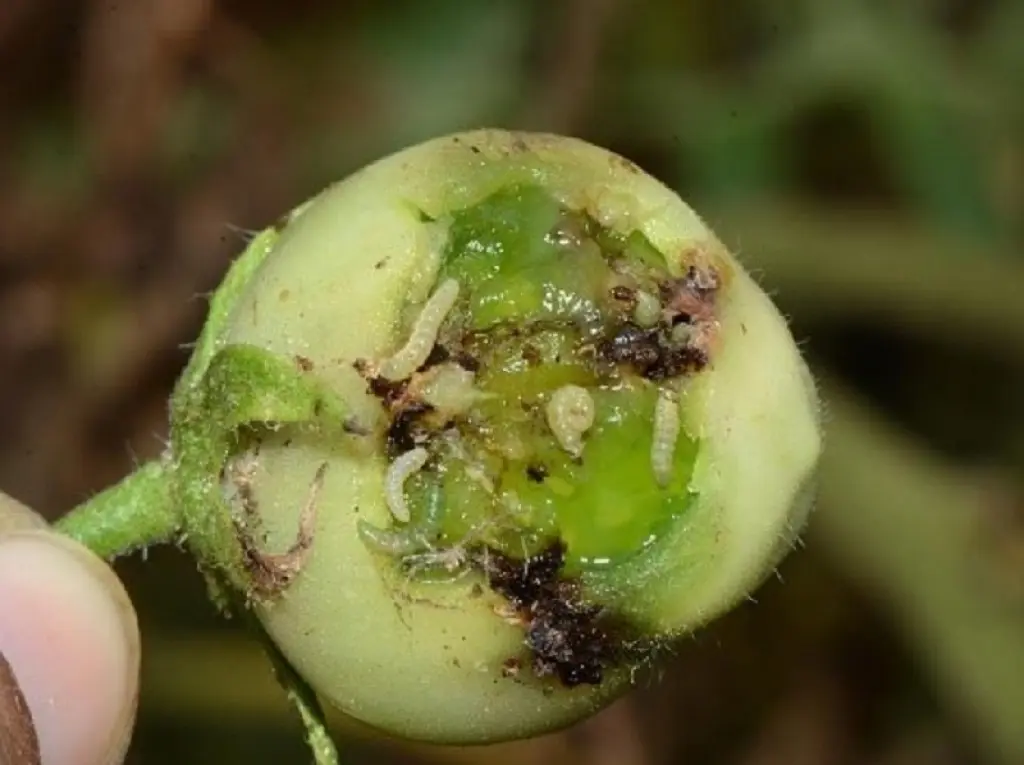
169, 343, 349, 597
244, 605, 341, 765
201, 344, 349, 431
173, 226, 280, 407
171, 191, 323, 407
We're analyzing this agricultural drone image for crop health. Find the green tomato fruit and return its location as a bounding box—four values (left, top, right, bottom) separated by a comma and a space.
214, 130, 821, 743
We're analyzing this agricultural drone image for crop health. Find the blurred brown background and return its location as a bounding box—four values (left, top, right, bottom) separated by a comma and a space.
1, 0, 1023, 763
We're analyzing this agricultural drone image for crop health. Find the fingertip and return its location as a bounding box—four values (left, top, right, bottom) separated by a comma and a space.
0, 532, 139, 765
0, 492, 47, 535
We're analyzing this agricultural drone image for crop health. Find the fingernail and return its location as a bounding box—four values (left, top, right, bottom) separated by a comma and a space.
0, 533, 139, 765
0, 646, 41, 765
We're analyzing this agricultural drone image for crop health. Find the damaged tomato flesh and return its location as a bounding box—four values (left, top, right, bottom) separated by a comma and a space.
357, 182, 721, 687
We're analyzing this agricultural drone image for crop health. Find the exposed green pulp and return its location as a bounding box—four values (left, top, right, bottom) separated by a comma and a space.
434, 385, 698, 573
394, 184, 700, 574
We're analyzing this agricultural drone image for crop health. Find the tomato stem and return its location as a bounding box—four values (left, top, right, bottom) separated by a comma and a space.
55, 459, 180, 560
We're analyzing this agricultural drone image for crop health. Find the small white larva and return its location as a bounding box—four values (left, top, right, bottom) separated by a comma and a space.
545, 384, 596, 458
421, 362, 480, 416
384, 447, 430, 523
378, 278, 460, 381
633, 290, 662, 327
651, 387, 681, 487
358, 482, 444, 556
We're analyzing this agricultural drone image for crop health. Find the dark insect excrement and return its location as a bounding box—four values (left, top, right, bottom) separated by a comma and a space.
475, 543, 624, 688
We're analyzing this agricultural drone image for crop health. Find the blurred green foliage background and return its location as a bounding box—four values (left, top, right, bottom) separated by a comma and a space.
1, 1, 1023, 763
